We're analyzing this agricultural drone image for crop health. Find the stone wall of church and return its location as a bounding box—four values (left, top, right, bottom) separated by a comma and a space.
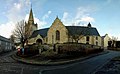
32, 25, 37, 32
68, 36, 86, 44
79, 36, 87, 44
47, 18, 68, 44
69, 36, 102, 46
25, 23, 35, 37
28, 35, 43, 44
102, 34, 111, 48
98, 36, 102, 46
43, 37, 47, 44
91, 36, 102, 46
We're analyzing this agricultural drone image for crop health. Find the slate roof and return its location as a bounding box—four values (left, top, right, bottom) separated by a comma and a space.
0, 35, 11, 42
30, 28, 49, 38
30, 26, 100, 38
66, 26, 100, 36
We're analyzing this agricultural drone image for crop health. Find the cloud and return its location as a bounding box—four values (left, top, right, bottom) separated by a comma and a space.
74, 6, 96, 25
25, 0, 31, 5
108, 34, 120, 40
6, 0, 31, 22
37, 11, 52, 29
34, 18, 47, 29
0, 0, 31, 38
0, 0, 51, 38
80, 16, 94, 22
62, 6, 96, 26
75, 6, 96, 19
42, 11, 52, 20
14, 3, 21, 10
25, 10, 52, 29
24, 14, 29, 22
117, 35, 120, 40
25, 14, 45, 29
62, 12, 68, 22
0, 22, 15, 38
75, 7, 87, 20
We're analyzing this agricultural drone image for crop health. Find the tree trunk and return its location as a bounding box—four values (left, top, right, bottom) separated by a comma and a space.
21, 42, 25, 48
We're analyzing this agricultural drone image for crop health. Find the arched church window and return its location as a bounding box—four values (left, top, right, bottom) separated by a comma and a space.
56, 30, 60, 40
86, 36, 89, 41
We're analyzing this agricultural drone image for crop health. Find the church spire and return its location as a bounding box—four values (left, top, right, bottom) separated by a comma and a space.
28, 6, 34, 23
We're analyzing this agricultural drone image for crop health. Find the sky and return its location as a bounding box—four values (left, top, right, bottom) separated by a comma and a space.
0, 0, 120, 40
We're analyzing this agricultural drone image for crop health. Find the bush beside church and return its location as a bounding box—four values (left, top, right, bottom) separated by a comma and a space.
55, 43, 103, 55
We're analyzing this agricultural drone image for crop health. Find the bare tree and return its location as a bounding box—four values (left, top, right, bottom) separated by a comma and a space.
112, 36, 118, 41
71, 22, 91, 43
13, 20, 31, 48
71, 29, 85, 43
111, 36, 118, 47
10, 35, 15, 43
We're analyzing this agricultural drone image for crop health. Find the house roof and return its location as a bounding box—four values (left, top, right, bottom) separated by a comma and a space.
102, 34, 108, 37
0, 35, 11, 42
66, 26, 100, 36
30, 28, 49, 38
30, 26, 100, 38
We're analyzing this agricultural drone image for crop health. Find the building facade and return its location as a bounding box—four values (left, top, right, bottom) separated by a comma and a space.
0, 35, 14, 53
26, 8, 102, 46
102, 34, 111, 49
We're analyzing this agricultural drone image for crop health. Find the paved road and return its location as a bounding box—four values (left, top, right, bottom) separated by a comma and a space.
42, 50, 120, 74
0, 50, 17, 63
0, 50, 120, 74
0, 50, 84, 74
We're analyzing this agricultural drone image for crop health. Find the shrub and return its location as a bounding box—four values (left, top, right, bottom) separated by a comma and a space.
24, 45, 39, 56
41, 49, 56, 58
56, 44, 86, 56
42, 45, 50, 51
85, 47, 104, 55
56, 44, 104, 56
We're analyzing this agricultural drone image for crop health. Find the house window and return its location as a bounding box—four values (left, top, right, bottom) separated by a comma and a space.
96, 36, 98, 40
86, 36, 89, 44
86, 36, 89, 41
56, 30, 60, 40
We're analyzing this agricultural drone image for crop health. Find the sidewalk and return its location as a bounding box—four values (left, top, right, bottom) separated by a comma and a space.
11, 51, 109, 66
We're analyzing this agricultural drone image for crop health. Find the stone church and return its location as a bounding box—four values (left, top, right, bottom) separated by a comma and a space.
26, 8, 102, 46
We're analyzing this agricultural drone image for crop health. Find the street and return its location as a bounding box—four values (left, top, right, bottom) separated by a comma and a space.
42, 50, 120, 74
0, 50, 120, 74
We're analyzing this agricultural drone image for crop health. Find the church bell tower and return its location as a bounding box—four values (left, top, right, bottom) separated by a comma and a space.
25, 7, 38, 37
